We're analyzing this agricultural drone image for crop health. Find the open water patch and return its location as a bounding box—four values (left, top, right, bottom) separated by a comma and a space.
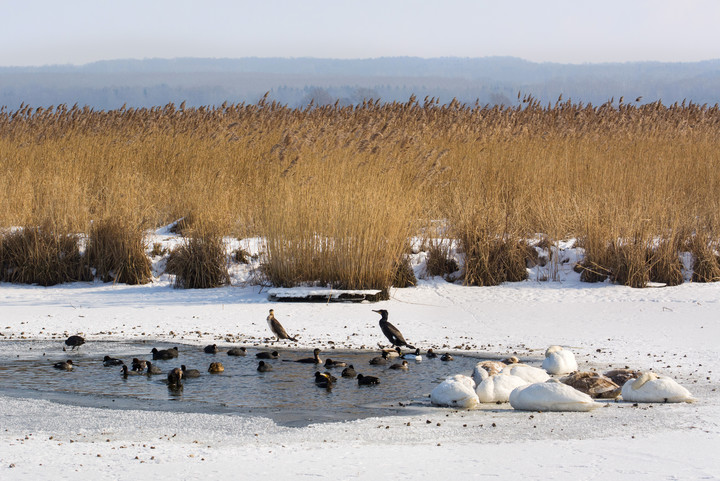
0, 340, 482, 427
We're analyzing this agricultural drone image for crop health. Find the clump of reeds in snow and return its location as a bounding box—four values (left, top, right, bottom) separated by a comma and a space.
460, 231, 529, 286
392, 255, 417, 288
86, 218, 152, 285
424, 241, 459, 279
689, 235, 720, 283
166, 226, 229, 288
0, 224, 91, 286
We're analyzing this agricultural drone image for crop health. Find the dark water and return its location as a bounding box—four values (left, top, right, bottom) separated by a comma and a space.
0, 341, 482, 426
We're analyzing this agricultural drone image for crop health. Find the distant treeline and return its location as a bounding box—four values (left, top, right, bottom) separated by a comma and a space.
1, 56, 719, 110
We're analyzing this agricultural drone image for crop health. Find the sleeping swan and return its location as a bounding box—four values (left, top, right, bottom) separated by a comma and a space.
509, 381, 598, 412
430, 374, 479, 408
541, 345, 578, 375
620, 372, 694, 403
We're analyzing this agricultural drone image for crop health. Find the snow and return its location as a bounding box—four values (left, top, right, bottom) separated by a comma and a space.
1, 234, 720, 478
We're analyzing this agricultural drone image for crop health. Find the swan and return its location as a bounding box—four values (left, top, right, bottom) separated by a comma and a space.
476, 374, 529, 403
509, 381, 598, 412
472, 360, 507, 385
620, 372, 694, 403
561, 371, 621, 399
430, 375, 479, 408
502, 364, 550, 383
541, 345, 578, 375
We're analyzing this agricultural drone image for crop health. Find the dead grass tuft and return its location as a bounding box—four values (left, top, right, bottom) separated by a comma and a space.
166, 228, 229, 288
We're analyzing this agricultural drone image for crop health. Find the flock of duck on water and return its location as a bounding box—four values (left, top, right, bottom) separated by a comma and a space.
56, 308, 694, 411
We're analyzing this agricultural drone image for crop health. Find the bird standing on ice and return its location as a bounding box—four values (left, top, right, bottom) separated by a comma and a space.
541, 345, 578, 375
373, 309, 415, 349
266, 309, 298, 342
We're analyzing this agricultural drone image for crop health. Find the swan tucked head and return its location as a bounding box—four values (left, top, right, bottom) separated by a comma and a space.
545, 345, 563, 356
632, 371, 659, 390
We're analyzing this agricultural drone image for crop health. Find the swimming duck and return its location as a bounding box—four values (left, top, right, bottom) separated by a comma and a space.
399, 347, 422, 362
315, 371, 336, 388
103, 356, 124, 367
204, 344, 219, 354
426, 348, 438, 359
389, 360, 409, 370
208, 362, 224, 373
257, 361, 273, 372
256, 350, 279, 360
369, 351, 390, 365
472, 360, 507, 385
541, 345, 578, 375
152, 347, 178, 360
475, 374, 529, 403
357, 374, 380, 386
324, 359, 347, 368
53, 360, 73, 371
502, 364, 551, 384
167, 367, 183, 386
181, 365, 201, 378
145, 360, 162, 375
560, 371, 621, 399
373, 309, 415, 349
341, 365, 357, 378
121, 364, 141, 377
509, 381, 598, 412
64, 335, 85, 351
440, 353, 454, 362
620, 372, 694, 403
131, 358, 147, 372
604, 368, 641, 386
227, 347, 247, 357
267, 309, 298, 342
430, 375, 478, 408
293, 348, 322, 364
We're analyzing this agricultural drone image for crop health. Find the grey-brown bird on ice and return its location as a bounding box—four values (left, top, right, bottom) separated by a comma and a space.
266, 309, 298, 342
373, 309, 415, 349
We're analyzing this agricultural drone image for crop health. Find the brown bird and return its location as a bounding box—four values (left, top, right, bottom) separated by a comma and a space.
373, 309, 415, 349
266, 309, 298, 342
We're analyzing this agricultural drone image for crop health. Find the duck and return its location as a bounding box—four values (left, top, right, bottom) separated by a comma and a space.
389, 360, 409, 370
509, 381, 598, 412
620, 372, 694, 403
324, 359, 347, 368
266, 309, 298, 342
64, 335, 85, 351
369, 351, 390, 365
315, 371, 336, 388
208, 362, 224, 373
204, 344, 219, 354
426, 348, 438, 359
167, 367, 183, 386
357, 374, 380, 386
256, 350, 279, 360
152, 347, 178, 360
181, 365, 201, 378
131, 358, 147, 372
341, 365, 357, 378
560, 371, 621, 399
293, 348, 322, 364
103, 355, 124, 367
398, 347, 422, 362
145, 360, 162, 375
440, 353, 454, 362
472, 360, 507, 385
227, 347, 247, 357
257, 361, 273, 372
373, 309, 415, 349
541, 345, 578, 375
430, 375, 478, 408
121, 364, 142, 377
502, 364, 550, 384
53, 359, 73, 371
475, 374, 529, 403
604, 368, 641, 386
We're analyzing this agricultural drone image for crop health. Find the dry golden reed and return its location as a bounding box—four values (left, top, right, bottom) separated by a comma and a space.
2, 97, 720, 288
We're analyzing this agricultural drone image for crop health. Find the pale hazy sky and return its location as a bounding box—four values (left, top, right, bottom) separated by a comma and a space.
2, 0, 720, 66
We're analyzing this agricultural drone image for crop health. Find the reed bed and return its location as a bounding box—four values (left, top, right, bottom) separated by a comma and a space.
1, 97, 720, 288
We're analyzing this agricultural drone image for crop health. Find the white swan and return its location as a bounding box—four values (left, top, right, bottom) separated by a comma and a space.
475, 374, 529, 403
509, 381, 598, 412
502, 364, 550, 383
620, 372, 694, 403
446, 373, 476, 390
541, 345, 578, 375
472, 360, 507, 385
430, 375, 479, 408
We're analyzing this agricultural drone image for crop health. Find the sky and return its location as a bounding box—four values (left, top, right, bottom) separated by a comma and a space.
2, 0, 720, 67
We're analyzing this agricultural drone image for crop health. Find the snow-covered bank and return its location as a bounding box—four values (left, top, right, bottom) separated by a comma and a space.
1, 271, 719, 479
